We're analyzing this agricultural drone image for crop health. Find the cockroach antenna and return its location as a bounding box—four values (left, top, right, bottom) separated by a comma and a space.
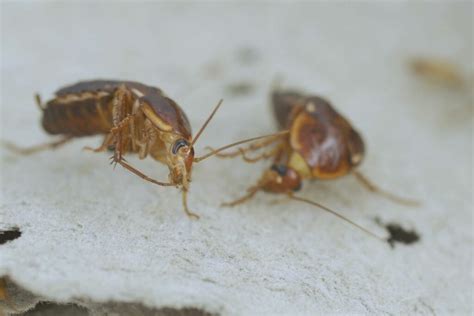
287, 193, 387, 243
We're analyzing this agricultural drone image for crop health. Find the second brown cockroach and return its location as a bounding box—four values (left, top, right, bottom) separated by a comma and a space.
210, 89, 419, 243
410, 57, 466, 88
5, 80, 287, 219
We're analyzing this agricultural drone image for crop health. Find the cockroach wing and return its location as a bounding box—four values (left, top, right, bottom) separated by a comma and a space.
140, 93, 192, 140
55, 80, 163, 97
56, 80, 192, 140
289, 97, 365, 179
272, 90, 306, 130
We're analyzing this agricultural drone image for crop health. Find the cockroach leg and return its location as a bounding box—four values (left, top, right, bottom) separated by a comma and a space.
83, 133, 114, 153
105, 116, 173, 186
182, 190, 199, 219
34, 93, 45, 111
353, 171, 420, 206
221, 185, 260, 207
116, 158, 174, 187
3, 136, 73, 155
111, 85, 133, 164
129, 112, 138, 152
110, 115, 135, 158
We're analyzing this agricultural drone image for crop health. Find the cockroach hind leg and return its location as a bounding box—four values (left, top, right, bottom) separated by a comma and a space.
353, 171, 421, 207
83, 134, 114, 153
2, 136, 73, 155
182, 190, 200, 220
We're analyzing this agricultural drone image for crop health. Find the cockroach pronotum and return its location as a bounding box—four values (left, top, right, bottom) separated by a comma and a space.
210, 90, 419, 242
4, 80, 287, 219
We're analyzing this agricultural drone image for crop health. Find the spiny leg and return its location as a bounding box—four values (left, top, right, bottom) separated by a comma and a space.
111, 85, 134, 163
3, 136, 73, 155
182, 189, 200, 219
103, 114, 173, 187
83, 114, 134, 153
353, 170, 420, 206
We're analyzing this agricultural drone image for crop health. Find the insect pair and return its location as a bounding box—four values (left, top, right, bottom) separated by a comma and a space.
6, 80, 417, 243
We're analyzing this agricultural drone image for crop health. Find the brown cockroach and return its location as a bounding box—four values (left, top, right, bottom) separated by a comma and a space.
5, 80, 287, 219
410, 57, 466, 88
210, 90, 419, 242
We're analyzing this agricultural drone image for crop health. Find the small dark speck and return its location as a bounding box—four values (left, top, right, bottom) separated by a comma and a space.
375, 217, 420, 248
0, 227, 21, 245
225, 82, 255, 96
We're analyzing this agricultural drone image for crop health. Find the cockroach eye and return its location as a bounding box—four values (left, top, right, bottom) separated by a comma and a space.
172, 139, 189, 154
271, 164, 287, 176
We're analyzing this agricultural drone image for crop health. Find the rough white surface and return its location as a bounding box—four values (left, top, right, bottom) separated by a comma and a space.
0, 2, 472, 315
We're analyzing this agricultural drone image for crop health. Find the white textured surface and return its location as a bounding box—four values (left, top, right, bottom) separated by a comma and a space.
0, 2, 472, 315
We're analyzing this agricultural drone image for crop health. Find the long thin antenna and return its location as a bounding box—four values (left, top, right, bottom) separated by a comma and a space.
288, 193, 387, 243
191, 99, 223, 147
194, 130, 289, 163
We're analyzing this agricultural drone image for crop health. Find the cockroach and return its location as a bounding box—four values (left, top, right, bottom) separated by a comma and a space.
210, 90, 419, 242
4, 80, 287, 219
0, 277, 15, 313
410, 57, 465, 88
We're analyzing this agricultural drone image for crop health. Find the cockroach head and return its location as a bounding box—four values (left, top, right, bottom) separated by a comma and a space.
172, 139, 194, 169
169, 138, 194, 187
259, 164, 302, 193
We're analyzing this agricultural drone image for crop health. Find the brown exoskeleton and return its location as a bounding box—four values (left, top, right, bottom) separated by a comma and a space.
5, 80, 287, 219
210, 90, 419, 242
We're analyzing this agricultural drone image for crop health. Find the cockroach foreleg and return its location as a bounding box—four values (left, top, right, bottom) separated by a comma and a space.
116, 158, 174, 187
111, 85, 134, 163
109, 115, 136, 164
3, 136, 73, 155
353, 171, 420, 206
221, 186, 260, 207
182, 190, 199, 219
103, 109, 173, 187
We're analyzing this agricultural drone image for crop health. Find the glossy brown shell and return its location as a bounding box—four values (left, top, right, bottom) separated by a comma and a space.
272, 91, 365, 179
43, 80, 192, 138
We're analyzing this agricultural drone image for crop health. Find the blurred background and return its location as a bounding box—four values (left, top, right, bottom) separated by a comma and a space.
1, 2, 472, 315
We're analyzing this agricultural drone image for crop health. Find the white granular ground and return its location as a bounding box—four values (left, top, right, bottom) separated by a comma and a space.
1, 2, 472, 315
